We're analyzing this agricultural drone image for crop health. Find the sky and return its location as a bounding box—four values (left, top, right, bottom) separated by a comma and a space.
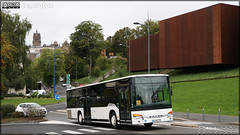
3, 1, 239, 46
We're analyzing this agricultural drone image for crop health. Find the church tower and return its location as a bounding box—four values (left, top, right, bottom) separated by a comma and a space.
32, 30, 41, 47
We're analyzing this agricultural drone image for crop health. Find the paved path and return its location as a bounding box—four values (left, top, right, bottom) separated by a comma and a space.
173, 112, 239, 124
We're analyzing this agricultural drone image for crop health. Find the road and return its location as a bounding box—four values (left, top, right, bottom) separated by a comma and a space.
2, 103, 238, 134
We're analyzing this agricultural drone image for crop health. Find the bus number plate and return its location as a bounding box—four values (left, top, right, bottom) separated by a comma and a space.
153, 119, 161, 123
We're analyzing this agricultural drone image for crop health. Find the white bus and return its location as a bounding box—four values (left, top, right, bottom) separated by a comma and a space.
66, 74, 173, 128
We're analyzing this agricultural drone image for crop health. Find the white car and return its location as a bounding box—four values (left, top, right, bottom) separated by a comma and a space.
15, 103, 47, 116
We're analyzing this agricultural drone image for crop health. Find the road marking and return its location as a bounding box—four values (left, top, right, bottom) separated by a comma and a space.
62, 130, 83, 134
40, 120, 78, 126
93, 127, 115, 131
45, 132, 58, 134
78, 129, 100, 133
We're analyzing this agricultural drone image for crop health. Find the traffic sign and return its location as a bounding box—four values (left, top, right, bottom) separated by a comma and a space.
55, 94, 60, 100
66, 74, 70, 84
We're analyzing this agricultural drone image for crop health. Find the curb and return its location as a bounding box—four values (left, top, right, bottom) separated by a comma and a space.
173, 117, 188, 121
171, 122, 198, 127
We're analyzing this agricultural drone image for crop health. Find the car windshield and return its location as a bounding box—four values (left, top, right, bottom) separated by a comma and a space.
131, 76, 171, 110
22, 103, 41, 108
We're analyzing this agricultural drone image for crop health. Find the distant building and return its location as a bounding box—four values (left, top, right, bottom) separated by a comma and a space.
61, 40, 70, 53
27, 30, 61, 61
32, 30, 41, 47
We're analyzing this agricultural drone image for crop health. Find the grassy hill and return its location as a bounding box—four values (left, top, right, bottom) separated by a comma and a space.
76, 61, 239, 116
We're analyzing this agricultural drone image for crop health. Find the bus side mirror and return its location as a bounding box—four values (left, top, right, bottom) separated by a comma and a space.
170, 86, 173, 96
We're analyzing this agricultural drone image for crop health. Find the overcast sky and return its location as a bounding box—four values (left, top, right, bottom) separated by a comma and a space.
4, 1, 239, 46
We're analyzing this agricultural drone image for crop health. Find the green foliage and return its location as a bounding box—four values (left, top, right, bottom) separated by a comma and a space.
83, 65, 90, 76
1, 10, 32, 92
70, 20, 105, 76
110, 27, 133, 57
31, 49, 65, 87
6, 112, 24, 118
95, 56, 108, 71
93, 66, 101, 77
133, 19, 159, 37
64, 55, 86, 79
1, 104, 16, 118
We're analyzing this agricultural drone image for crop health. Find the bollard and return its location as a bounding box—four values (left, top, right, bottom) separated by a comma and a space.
218, 108, 221, 122
187, 108, 189, 119
203, 108, 204, 121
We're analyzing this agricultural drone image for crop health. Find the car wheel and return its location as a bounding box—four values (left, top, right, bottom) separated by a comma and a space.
110, 112, 118, 129
78, 112, 84, 125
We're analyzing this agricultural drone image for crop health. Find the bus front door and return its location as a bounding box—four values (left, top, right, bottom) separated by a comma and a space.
83, 88, 91, 124
119, 86, 131, 123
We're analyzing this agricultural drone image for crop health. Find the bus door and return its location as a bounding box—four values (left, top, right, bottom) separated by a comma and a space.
83, 88, 91, 123
119, 86, 131, 123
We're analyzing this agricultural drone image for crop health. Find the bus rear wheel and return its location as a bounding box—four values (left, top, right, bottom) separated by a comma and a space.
78, 112, 84, 125
144, 123, 153, 128
110, 112, 118, 129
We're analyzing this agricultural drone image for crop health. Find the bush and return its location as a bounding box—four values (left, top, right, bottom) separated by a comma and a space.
6, 112, 24, 118
93, 66, 101, 77
1, 104, 16, 118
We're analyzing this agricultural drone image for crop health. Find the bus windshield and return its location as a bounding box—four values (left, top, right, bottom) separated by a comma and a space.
131, 76, 171, 110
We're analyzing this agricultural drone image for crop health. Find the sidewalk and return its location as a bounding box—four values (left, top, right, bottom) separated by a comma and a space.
173, 112, 239, 124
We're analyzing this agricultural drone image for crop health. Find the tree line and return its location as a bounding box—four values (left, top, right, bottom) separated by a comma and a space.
0, 10, 159, 94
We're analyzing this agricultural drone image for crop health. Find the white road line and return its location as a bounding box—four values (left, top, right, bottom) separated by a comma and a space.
40, 120, 78, 126
93, 127, 115, 131
45, 132, 58, 134
78, 129, 100, 133
62, 130, 83, 134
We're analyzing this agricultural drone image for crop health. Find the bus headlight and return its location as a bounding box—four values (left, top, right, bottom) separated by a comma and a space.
167, 111, 172, 118
133, 114, 143, 120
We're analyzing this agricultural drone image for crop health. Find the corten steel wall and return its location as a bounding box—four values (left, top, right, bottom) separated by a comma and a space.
159, 3, 239, 69
127, 34, 159, 71
220, 4, 239, 64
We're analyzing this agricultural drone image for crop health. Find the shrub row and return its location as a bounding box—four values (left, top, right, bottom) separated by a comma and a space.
1, 104, 16, 118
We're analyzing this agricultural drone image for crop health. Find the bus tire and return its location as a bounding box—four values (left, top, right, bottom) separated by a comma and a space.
78, 112, 84, 125
110, 112, 118, 129
144, 123, 153, 128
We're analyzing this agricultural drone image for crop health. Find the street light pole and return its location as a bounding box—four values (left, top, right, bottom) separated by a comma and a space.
53, 47, 56, 99
134, 12, 150, 73
147, 11, 150, 74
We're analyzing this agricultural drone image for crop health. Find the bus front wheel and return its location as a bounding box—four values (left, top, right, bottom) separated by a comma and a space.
144, 123, 153, 128
78, 112, 84, 125
110, 112, 118, 129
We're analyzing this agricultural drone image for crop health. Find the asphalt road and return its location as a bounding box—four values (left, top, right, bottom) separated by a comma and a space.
1, 102, 238, 134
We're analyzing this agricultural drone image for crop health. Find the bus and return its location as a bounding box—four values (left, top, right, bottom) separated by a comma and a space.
66, 74, 173, 128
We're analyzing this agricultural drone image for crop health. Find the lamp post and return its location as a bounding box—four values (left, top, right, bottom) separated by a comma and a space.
119, 42, 131, 75
53, 47, 56, 99
134, 13, 150, 73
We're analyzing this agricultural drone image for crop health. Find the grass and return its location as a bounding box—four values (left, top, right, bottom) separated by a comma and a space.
1, 98, 66, 108
169, 66, 239, 82
171, 78, 239, 116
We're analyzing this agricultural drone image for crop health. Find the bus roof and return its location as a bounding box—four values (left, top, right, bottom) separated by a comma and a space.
66, 74, 168, 91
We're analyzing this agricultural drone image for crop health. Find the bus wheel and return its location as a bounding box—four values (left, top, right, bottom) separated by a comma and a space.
110, 112, 118, 129
144, 123, 153, 128
78, 112, 84, 125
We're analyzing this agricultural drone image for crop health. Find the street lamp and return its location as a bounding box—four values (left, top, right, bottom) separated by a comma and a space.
53, 47, 56, 99
119, 43, 131, 75
134, 15, 150, 73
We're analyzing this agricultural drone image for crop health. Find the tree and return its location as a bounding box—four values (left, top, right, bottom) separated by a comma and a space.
133, 19, 159, 37
110, 27, 134, 57
32, 49, 65, 87
1, 10, 32, 92
0, 34, 18, 90
70, 20, 104, 76
64, 54, 87, 80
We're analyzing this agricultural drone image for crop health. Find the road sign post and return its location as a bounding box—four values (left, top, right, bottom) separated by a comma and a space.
55, 94, 60, 100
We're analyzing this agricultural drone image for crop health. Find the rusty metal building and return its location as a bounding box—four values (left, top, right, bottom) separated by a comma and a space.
128, 3, 239, 71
